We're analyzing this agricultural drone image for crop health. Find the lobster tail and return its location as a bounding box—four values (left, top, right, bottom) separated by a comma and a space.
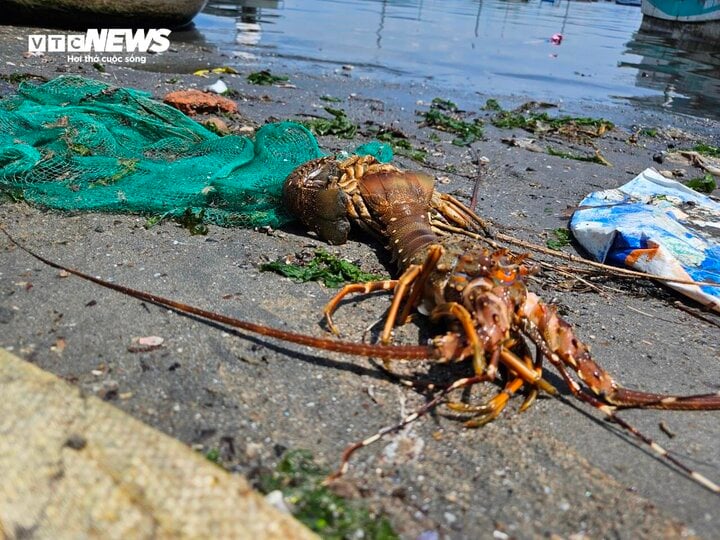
358, 170, 438, 266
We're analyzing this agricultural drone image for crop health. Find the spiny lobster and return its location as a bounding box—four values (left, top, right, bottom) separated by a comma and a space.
283, 154, 720, 487
2, 155, 719, 493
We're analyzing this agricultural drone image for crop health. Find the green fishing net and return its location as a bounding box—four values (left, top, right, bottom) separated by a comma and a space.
0, 76, 391, 228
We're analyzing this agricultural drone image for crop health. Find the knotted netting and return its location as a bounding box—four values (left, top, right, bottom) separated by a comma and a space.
0, 76, 390, 228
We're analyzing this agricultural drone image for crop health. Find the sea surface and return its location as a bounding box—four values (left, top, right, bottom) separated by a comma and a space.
190, 0, 720, 119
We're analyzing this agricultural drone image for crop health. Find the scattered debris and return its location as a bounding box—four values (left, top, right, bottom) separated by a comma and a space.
0, 72, 48, 84
265, 490, 293, 514
492, 106, 613, 138
256, 449, 398, 539
482, 98, 502, 111
547, 146, 611, 166
301, 107, 358, 139
50, 337, 66, 354
571, 168, 720, 311
128, 336, 165, 353
685, 173, 717, 194
204, 79, 229, 94
418, 98, 484, 146
163, 89, 238, 115
97, 379, 119, 401
501, 136, 544, 153
205, 448, 221, 463
193, 67, 239, 77
364, 123, 426, 162
662, 144, 720, 176
659, 421, 676, 439
203, 117, 231, 136
261, 249, 384, 288
641, 128, 658, 137
483, 101, 611, 163
247, 70, 290, 86
175, 208, 209, 236
429, 97, 459, 112
547, 228, 571, 250
692, 143, 720, 158
657, 127, 694, 141
658, 169, 686, 179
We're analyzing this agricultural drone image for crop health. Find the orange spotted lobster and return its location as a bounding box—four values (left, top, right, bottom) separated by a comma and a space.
2, 154, 719, 493
283, 155, 720, 487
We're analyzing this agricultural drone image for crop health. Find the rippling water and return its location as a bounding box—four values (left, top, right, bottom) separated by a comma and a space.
189, 0, 720, 119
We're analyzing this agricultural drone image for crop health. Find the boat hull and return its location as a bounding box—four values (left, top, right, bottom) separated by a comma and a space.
641, 0, 720, 40
642, 0, 720, 22
5, 0, 208, 29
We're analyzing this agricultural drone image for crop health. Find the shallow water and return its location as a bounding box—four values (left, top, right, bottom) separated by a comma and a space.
192, 0, 720, 119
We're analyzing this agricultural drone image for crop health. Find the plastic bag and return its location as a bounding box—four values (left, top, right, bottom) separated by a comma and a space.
570, 168, 720, 311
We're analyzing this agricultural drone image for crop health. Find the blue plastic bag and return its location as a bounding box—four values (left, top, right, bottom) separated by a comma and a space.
570, 168, 720, 312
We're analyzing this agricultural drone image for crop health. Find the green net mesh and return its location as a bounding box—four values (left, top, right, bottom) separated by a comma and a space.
0, 76, 391, 228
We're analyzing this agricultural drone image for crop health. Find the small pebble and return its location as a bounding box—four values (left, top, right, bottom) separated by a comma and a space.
64, 434, 87, 450
265, 490, 292, 514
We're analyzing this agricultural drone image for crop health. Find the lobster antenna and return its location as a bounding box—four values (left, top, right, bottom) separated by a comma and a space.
599, 404, 720, 493
521, 319, 720, 494
326, 367, 720, 494
325, 375, 486, 483
0, 227, 434, 361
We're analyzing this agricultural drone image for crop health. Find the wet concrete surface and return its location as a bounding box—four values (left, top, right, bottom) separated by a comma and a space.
1, 22, 719, 539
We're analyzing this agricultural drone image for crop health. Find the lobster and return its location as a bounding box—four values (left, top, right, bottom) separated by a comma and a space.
2, 155, 718, 493
283, 155, 720, 487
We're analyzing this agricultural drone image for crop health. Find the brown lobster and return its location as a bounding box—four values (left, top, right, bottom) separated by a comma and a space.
283, 155, 720, 487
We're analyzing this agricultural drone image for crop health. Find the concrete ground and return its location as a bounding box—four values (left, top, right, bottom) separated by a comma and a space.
1, 22, 719, 539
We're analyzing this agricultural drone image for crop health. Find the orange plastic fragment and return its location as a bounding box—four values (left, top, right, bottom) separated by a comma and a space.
163, 89, 238, 115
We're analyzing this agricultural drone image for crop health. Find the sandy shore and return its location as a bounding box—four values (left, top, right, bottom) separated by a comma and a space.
1, 22, 719, 539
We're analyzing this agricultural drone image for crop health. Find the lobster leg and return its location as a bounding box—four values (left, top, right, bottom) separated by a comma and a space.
520, 319, 720, 493
379, 245, 445, 344
322, 264, 426, 342
497, 347, 558, 397
379, 265, 422, 344
447, 345, 535, 427
430, 192, 493, 236
519, 345, 544, 412
430, 302, 486, 375
447, 374, 525, 427
397, 244, 444, 325
324, 279, 400, 335
329, 356, 560, 481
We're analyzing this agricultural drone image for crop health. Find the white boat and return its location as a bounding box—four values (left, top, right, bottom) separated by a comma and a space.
6, 0, 208, 28
641, 0, 720, 39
